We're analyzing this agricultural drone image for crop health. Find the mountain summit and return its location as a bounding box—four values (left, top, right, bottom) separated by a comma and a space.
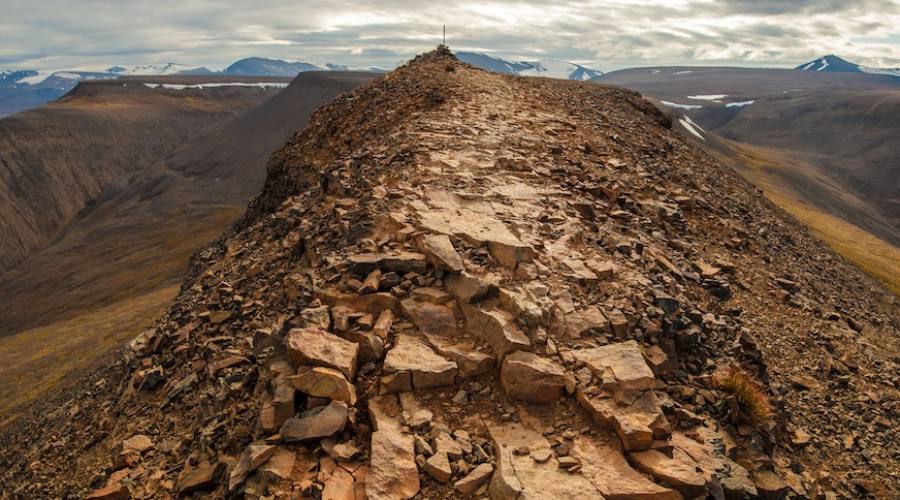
796, 54, 900, 77
1, 49, 897, 499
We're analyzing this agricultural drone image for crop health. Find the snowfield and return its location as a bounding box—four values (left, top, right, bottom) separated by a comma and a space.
725, 100, 755, 108
661, 100, 702, 110
678, 115, 705, 140
142, 82, 289, 90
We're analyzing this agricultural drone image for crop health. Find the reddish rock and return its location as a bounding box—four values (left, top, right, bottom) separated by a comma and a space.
286, 327, 359, 379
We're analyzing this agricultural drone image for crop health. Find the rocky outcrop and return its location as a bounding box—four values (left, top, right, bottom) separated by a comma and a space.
2, 48, 898, 500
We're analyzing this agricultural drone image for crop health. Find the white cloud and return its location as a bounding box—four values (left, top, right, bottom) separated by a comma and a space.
0, 0, 898, 72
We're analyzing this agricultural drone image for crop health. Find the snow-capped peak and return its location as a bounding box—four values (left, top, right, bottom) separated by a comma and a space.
105, 63, 209, 76
455, 52, 603, 81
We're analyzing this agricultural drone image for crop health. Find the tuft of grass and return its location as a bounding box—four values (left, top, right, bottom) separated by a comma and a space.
713, 365, 773, 425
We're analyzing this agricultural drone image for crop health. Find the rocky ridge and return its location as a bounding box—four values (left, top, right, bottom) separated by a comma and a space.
0, 48, 898, 499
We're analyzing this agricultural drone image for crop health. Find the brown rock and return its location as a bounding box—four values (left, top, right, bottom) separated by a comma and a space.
488, 423, 606, 499
400, 299, 457, 337
85, 482, 130, 500
500, 350, 568, 403
571, 436, 680, 500
367, 425, 420, 499
323, 466, 356, 500
444, 271, 495, 303
112, 434, 154, 469
286, 327, 359, 379
382, 334, 457, 390
461, 303, 530, 360
318, 289, 400, 314
179, 461, 224, 496
367, 394, 403, 432
426, 334, 494, 378
372, 309, 394, 339
420, 233, 465, 271
280, 401, 348, 442
572, 340, 655, 393
577, 390, 670, 451
229, 443, 277, 490
348, 252, 427, 275
289, 366, 357, 404
629, 448, 708, 497
454, 463, 494, 494
359, 269, 382, 294
259, 447, 296, 481
752, 470, 790, 499
423, 451, 453, 483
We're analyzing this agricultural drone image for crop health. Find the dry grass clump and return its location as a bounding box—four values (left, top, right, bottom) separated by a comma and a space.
713, 365, 773, 425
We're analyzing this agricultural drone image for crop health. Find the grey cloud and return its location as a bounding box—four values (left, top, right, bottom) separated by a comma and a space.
1, 0, 898, 72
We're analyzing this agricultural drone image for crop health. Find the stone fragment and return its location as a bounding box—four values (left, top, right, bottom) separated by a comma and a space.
585, 259, 615, 279
318, 289, 400, 315
423, 451, 453, 483
179, 461, 224, 496
562, 306, 609, 338
577, 390, 670, 451
286, 327, 359, 379
372, 309, 394, 339
641, 344, 670, 375
280, 401, 349, 442
629, 448, 708, 497
426, 334, 494, 378
454, 463, 493, 494
349, 252, 427, 275
359, 269, 382, 294
259, 447, 296, 481
461, 303, 530, 360
500, 351, 568, 403
112, 434, 154, 469
400, 299, 456, 337
322, 438, 361, 461
289, 366, 357, 404
444, 271, 495, 303
322, 466, 355, 500
367, 425, 420, 500
368, 394, 403, 432
752, 470, 790, 499
420, 233, 465, 271
382, 334, 457, 390
572, 340, 655, 393
229, 443, 277, 490
561, 258, 599, 283
270, 376, 296, 430
85, 482, 130, 500
416, 206, 535, 269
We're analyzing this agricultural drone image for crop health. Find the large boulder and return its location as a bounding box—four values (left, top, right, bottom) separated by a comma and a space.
572, 340, 655, 393
289, 366, 357, 404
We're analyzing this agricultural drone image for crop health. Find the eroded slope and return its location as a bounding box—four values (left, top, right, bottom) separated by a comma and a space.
1, 49, 897, 499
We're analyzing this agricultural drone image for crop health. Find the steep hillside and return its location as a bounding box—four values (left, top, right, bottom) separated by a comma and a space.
596, 67, 900, 294
0, 77, 289, 275
0, 72, 376, 418
1, 49, 897, 499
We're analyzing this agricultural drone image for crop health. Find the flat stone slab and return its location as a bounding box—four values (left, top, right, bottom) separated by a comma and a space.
571, 437, 680, 500
488, 423, 606, 499
572, 340, 655, 393
420, 233, 465, 271
400, 298, 457, 337
286, 327, 359, 379
426, 334, 494, 378
367, 425, 420, 500
383, 334, 457, 390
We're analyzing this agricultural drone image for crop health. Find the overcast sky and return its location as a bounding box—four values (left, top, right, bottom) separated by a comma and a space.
2, 0, 899, 72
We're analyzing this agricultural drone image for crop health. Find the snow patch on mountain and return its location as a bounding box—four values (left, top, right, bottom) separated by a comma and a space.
455, 52, 603, 81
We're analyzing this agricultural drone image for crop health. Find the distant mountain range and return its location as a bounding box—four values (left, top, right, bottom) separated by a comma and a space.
795, 54, 900, 77
455, 52, 603, 81
0, 58, 385, 117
